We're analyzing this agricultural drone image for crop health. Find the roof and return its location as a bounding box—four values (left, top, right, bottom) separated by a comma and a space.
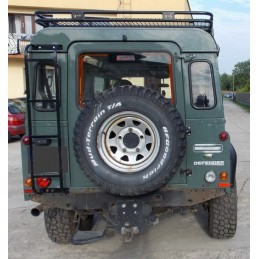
35, 10, 214, 36
29, 10, 218, 53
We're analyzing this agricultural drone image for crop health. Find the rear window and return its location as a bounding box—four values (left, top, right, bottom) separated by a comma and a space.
78, 52, 174, 107
8, 103, 22, 114
190, 61, 215, 109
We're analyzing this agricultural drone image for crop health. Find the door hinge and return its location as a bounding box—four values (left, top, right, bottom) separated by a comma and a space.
174, 54, 196, 62
186, 126, 191, 136
180, 168, 192, 176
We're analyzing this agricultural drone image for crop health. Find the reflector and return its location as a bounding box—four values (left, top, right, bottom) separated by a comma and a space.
218, 182, 230, 187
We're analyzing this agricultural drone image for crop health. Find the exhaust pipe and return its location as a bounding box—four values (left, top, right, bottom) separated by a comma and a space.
31, 205, 44, 217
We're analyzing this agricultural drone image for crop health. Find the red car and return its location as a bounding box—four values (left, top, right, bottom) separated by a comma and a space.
8, 101, 25, 142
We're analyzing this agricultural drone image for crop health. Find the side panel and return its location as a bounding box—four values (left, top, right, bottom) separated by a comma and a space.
182, 53, 231, 189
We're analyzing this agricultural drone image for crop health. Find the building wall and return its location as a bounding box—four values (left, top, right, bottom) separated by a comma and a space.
8, 0, 190, 98
9, 0, 190, 13
8, 58, 25, 98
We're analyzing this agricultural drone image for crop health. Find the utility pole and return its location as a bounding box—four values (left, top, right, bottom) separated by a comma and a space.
232, 73, 235, 101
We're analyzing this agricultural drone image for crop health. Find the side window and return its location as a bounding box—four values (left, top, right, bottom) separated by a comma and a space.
190, 61, 215, 109
33, 63, 59, 111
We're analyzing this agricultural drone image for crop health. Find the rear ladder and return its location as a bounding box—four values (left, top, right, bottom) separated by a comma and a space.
24, 44, 68, 194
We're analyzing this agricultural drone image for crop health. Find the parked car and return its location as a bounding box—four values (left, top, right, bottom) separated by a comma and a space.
8, 98, 26, 112
224, 92, 233, 98
8, 101, 25, 142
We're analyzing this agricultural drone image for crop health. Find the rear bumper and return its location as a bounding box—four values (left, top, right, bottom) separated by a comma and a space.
29, 188, 227, 211
8, 125, 25, 136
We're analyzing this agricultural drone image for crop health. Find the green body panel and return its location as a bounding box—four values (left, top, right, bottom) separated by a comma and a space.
185, 118, 230, 188
31, 27, 219, 53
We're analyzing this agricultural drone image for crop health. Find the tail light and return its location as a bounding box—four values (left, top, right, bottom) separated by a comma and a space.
22, 135, 30, 145
9, 116, 19, 125
219, 131, 229, 141
36, 177, 51, 188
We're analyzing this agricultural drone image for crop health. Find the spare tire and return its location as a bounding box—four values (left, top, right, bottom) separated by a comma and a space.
73, 86, 186, 196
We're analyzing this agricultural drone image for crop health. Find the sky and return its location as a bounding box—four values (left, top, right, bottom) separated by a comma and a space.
188, 0, 250, 75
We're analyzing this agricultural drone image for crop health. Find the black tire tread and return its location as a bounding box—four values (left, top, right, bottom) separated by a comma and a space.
208, 186, 237, 239
44, 208, 76, 244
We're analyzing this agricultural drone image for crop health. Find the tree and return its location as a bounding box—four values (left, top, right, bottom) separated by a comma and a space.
220, 73, 232, 91
232, 59, 250, 92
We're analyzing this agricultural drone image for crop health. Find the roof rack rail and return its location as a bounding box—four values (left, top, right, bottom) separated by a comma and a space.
35, 10, 214, 36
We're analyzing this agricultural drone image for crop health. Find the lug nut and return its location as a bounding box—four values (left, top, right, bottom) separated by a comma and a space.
136, 148, 140, 152
123, 148, 127, 153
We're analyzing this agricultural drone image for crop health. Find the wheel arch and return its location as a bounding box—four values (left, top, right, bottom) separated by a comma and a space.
230, 142, 237, 188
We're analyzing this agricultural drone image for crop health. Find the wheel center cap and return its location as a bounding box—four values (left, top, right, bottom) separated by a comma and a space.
123, 133, 140, 149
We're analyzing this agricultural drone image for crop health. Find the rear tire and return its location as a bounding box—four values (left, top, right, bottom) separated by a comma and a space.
208, 185, 237, 239
44, 208, 77, 244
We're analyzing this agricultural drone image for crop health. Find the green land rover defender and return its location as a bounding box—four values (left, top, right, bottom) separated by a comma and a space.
21, 10, 237, 244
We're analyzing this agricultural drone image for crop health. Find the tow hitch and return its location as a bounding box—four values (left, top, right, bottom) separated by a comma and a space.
71, 200, 158, 244
109, 200, 158, 243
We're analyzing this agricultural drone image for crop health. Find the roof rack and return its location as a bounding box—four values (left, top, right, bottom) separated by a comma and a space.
35, 10, 214, 36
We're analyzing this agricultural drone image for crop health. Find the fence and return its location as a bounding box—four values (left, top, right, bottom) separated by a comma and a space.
234, 93, 250, 107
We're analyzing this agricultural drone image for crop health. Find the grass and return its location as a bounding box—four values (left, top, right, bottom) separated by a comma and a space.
224, 98, 250, 112
234, 101, 250, 112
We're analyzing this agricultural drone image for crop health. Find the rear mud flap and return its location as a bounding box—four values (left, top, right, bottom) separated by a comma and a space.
70, 214, 107, 245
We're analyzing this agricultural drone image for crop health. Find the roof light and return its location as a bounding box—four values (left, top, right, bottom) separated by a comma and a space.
116, 55, 135, 61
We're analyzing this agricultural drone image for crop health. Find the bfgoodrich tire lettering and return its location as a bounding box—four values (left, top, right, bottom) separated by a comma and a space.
73, 86, 186, 196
